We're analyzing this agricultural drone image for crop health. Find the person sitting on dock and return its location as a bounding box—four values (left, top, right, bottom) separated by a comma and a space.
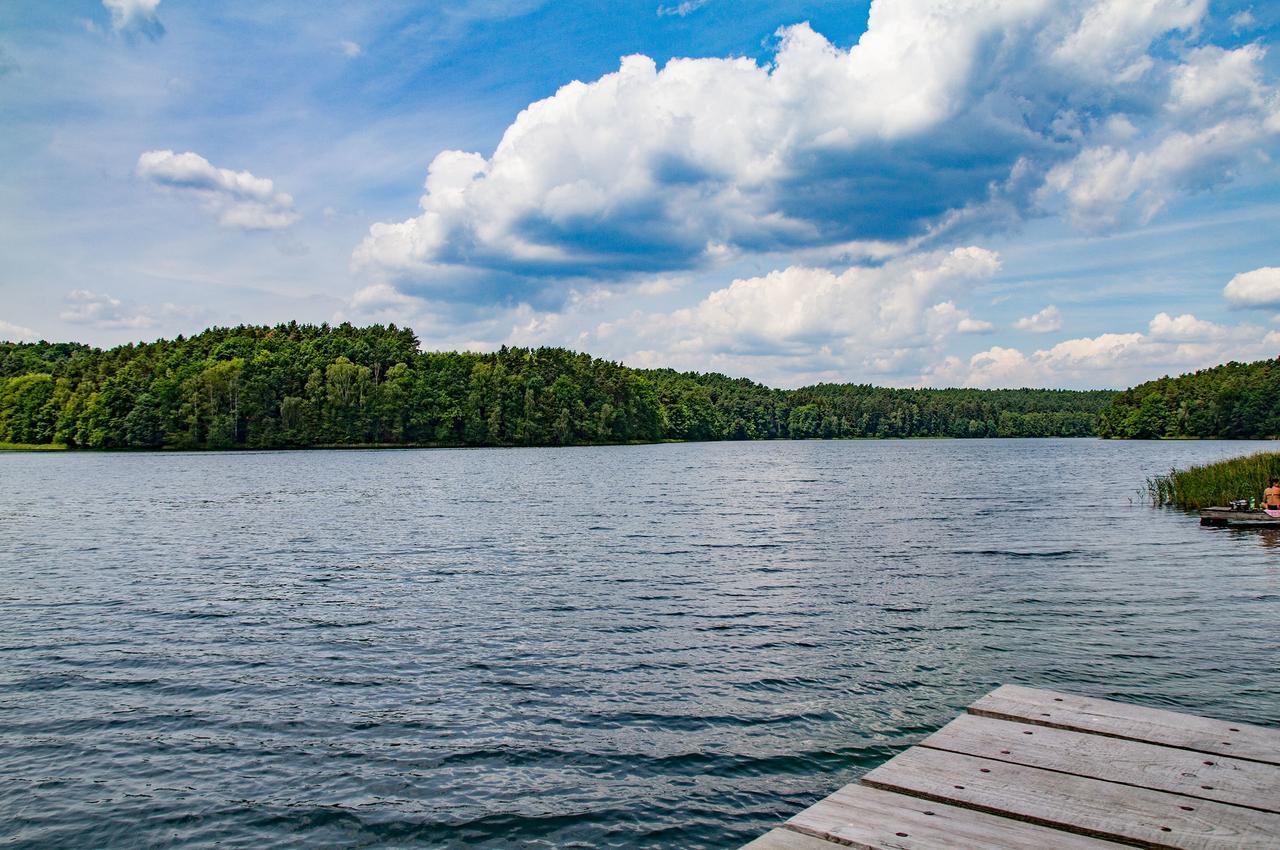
1264, 479, 1280, 515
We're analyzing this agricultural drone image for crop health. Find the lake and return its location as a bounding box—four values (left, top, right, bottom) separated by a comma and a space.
2, 439, 1278, 848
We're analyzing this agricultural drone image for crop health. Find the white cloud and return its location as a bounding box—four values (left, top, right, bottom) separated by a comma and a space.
959, 317, 996, 334
1052, 0, 1206, 79
60, 290, 155, 329
339, 40, 362, 58
102, 0, 163, 36
1230, 10, 1256, 33
0, 319, 40, 342
928, 301, 995, 335
1013, 304, 1063, 333
1147, 311, 1227, 340
929, 312, 1276, 387
136, 150, 300, 231
1041, 38, 1279, 230
1168, 45, 1267, 114
573, 246, 1003, 384
59, 290, 207, 331
1224, 266, 1280, 307
338, 283, 429, 327
358, 6, 1039, 280
356, 0, 1279, 297
657, 0, 710, 17
1041, 116, 1276, 230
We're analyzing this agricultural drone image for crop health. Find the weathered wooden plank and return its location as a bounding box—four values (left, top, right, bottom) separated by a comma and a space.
1199, 508, 1280, 527
861, 746, 1280, 849
786, 782, 1127, 849
739, 828, 848, 850
921, 713, 1280, 813
969, 685, 1280, 766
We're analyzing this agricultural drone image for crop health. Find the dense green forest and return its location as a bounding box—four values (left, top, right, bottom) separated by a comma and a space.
1, 323, 1116, 449
1098, 358, 1280, 439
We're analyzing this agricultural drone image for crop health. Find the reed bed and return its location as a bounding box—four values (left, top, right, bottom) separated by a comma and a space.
1147, 451, 1280, 509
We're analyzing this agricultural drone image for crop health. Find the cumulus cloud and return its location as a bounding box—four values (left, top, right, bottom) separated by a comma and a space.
1013, 304, 1063, 333
929, 313, 1277, 387
928, 301, 995, 335
59, 290, 206, 331
356, 0, 1279, 296
136, 150, 300, 231
1041, 118, 1276, 230
1168, 45, 1268, 114
1040, 40, 1279, 230
339, 40, 362, 58
0, 319, 40, 342
103, 0, 164, 38
549, 246, 1005, 384
1051, 0, 1206, 80
1147, 311, 1228, 340
1224, 266, 1280, 307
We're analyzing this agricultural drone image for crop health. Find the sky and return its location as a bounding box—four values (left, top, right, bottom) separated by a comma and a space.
2, 0, 1280, 389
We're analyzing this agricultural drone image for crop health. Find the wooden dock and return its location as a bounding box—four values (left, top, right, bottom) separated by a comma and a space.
1199, 507, 1280, 528
742, 685, 1280, 849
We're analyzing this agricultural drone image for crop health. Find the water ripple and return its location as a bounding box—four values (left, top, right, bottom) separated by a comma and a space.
1, 439, 1278, 848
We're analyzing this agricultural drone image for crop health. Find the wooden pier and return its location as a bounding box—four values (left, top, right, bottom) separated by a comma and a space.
743, 685, 1280, 849
1199, 507, 1280, 528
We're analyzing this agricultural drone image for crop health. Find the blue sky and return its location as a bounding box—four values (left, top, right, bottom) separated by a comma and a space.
2, 0, 1279, 388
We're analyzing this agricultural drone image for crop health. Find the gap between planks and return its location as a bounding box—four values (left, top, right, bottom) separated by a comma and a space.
782, 782, 1129, 849
969, 685, 1280, 766
917, 712, 1280, 814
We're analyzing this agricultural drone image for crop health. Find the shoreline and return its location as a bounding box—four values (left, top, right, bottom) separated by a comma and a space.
5, 434, 1268, 454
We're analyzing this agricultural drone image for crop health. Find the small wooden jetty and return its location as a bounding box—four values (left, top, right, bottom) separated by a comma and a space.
742, 685, 1280, 850
1199, 507, 1280, 528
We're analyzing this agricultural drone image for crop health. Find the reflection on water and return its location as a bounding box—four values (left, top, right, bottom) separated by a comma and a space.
1, 439, 1278, 849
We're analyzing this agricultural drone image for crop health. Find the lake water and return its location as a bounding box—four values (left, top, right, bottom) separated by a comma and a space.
2, 439, 1278, 848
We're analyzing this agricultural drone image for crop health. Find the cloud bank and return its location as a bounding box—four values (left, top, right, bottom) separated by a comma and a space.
355, 0, 1280, 296
931, 312, 1279, 388
136, 150, 300, 231
483, 247, 1001, 384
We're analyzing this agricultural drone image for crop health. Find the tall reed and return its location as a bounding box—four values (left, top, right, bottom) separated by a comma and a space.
1146, 451, 1280, 509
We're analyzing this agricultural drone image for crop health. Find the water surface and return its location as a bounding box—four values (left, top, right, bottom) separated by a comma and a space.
2, 439, 1278, 848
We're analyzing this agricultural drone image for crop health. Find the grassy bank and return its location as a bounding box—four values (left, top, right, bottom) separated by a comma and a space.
0, 441, 67, 451
1146, 451, 1280, 509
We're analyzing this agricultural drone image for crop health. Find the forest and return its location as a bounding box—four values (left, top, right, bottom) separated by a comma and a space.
1097, 358, 1280, 439
0, 322, 1121, 449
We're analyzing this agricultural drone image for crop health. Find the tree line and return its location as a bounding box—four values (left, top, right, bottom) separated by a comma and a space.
0, 323, 1117, 449
1097, 358, 1280, 439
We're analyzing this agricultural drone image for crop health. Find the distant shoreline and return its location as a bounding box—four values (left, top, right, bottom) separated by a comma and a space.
6, 435, 1265, 454
0, 326, 1110, 450
6, 326, 1278, 450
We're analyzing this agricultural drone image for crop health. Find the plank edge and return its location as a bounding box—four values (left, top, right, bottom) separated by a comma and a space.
966, 705, 1280, 767
856, 774, 1179, 849
915, 739, 1280, 815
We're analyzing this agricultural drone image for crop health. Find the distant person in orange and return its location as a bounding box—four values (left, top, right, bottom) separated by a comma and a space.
1264, 479, 1280, 511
